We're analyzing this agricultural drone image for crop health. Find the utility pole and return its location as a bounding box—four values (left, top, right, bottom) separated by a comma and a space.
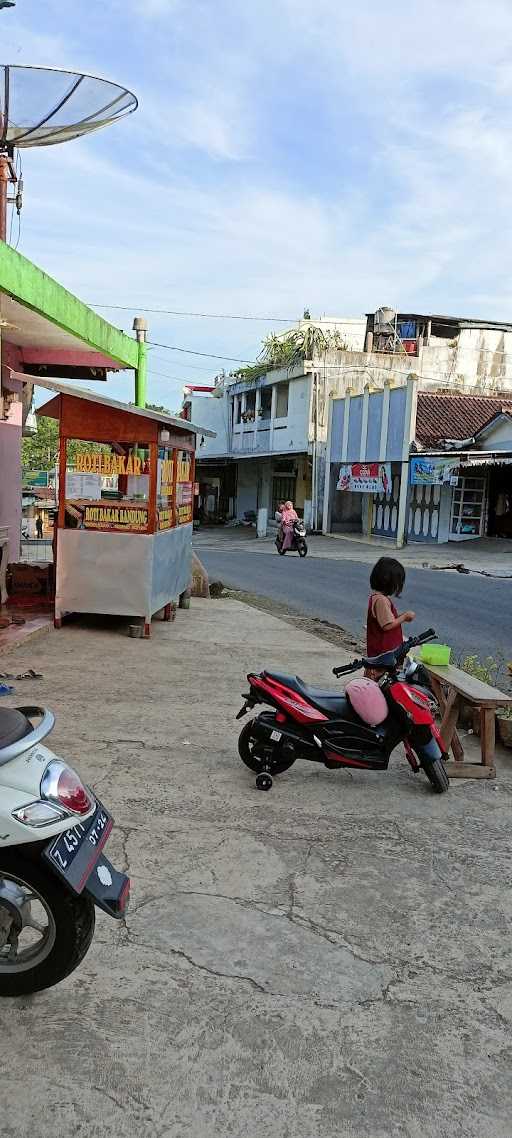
133, 316, 148, 409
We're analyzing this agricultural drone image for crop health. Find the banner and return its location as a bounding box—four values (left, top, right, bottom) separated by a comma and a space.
410, 457, 460, 486
65, 500, 149, 532
337, 463, 392, 494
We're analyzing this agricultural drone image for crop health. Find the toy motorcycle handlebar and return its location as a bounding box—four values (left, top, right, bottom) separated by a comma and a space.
332, 629, 436, 678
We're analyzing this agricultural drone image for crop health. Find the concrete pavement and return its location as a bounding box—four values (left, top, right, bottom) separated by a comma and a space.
1, 600, 512, 1138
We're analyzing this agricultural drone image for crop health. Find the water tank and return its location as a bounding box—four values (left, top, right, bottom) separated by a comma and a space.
374, 306, 396, 330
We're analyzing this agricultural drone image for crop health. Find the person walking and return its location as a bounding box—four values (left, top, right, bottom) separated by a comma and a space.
35, 514, 43, 540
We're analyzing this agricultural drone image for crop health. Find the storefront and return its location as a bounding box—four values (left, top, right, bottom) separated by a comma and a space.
33, 379, 214, 635
324, 383, 512, 547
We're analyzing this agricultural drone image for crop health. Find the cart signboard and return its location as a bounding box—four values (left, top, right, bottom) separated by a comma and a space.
176, 451, 193, 525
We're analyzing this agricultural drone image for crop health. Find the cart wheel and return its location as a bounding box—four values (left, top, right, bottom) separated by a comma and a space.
256, 772, 273, 791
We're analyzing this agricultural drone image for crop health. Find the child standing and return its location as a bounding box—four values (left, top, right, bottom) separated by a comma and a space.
366, 557, 415, 658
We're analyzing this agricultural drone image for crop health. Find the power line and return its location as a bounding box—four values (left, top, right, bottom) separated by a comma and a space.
147, 339, 251, 364
90, 303, 295, 322
147, 367, 200, 384
88, 301, 512, 338
147, 351, 222, 373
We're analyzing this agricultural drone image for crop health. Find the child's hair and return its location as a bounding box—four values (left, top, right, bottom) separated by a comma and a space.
370, 557, 405, 597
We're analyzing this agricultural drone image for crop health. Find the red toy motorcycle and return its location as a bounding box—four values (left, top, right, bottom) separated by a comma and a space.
237, 629, 449, 794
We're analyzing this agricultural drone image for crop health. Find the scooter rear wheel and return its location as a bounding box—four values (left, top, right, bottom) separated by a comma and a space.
421, 757, 450, 793
0, 851, 95, 996
238, 720, 296, 775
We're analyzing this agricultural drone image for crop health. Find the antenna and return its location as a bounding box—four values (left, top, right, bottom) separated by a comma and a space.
0, 64, 138, 242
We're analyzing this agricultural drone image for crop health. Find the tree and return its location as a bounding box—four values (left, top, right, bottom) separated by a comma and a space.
22, 417, 108, 471
21, 416, 59, 470
129, 401, 171, 415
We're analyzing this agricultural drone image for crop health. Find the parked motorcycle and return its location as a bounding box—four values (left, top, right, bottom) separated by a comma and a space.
237, 629, 449, 794
0, 706, 129, 996
276, 519, 308, 557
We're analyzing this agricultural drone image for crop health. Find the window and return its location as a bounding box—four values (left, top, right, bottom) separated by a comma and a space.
235, 397, 242, 425
242, 390, 256, 424
259, 387, 272, 421
275, 383, 289, 418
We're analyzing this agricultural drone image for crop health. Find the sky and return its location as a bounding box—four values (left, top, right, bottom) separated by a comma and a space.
4, 0, 512, 410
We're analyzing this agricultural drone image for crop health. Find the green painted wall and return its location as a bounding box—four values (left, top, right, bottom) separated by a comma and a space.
0, 243, 138, 369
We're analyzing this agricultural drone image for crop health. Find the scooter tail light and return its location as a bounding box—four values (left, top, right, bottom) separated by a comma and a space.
41, 761, 93, 817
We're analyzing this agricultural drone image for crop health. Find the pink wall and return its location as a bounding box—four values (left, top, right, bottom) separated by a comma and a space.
1, 343, 23, 561
0, 400, 22, 562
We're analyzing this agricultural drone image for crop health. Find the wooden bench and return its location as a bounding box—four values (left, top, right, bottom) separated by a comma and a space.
419, 662, 512, 779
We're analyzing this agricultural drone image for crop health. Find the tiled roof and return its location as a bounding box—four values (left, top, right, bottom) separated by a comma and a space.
416, 392, 512, 446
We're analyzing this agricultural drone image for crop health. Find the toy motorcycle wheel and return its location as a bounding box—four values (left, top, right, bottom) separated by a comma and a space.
421, 757, 450, 793
238, 719, 296, 775
256, 772, 273, 791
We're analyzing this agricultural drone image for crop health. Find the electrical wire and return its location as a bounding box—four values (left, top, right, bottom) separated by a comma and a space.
91, 305, 512, 368
147, 339, 252, 364
88, 301, 512, 338
147, 351, 223, 373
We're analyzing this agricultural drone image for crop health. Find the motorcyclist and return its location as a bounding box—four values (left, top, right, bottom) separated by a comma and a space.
280, 500, 298, 551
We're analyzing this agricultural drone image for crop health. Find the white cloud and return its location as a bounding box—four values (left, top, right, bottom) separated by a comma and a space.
7, 0, 512, 408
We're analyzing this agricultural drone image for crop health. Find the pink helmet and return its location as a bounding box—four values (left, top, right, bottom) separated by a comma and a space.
346, 677, 388, 726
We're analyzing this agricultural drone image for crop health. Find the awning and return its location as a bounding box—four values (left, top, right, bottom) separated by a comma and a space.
460, 455, 512, 468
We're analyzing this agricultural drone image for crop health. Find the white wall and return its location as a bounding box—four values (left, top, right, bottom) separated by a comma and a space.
186, 392, 231, 457
317, 327, 512, 402
236, 458, 272, 518
476, 415, 512, 451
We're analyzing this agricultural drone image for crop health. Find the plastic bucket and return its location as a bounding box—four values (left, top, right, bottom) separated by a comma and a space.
420, 644, 451, 666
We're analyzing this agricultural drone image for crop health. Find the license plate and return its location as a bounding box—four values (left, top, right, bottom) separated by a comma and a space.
43, 799, 113, 894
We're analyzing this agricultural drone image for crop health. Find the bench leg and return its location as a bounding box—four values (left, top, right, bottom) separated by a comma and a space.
439, 690, 463, 759
480, 708, 496, 770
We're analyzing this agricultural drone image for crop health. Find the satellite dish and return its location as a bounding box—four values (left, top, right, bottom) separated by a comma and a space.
0, 64, 137, 149
0, 64, 138, 241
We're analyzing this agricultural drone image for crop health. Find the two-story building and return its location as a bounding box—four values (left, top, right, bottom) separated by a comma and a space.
182, 318, 367, 528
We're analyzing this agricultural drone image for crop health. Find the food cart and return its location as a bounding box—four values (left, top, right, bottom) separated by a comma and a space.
34, 379, 215, 636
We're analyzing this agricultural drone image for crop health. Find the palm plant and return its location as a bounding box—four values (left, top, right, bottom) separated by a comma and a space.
234, 321, 348, 382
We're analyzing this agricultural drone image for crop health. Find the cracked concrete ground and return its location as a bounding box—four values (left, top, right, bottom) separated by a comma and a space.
1, 598, 512, 1138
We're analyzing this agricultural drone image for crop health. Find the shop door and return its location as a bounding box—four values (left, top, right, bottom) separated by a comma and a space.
371, 470, 400, 538
408, 483, 443, 543
450, 476, 487, 541
272, 475, 296, 516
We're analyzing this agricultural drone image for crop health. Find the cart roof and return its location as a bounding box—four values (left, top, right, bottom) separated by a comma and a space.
32, 376, 216, 437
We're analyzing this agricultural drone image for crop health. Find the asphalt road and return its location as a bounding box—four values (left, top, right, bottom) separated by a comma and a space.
198, 546, 512, 667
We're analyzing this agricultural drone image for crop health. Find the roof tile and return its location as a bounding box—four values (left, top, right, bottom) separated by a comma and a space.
416, 392, 512, 446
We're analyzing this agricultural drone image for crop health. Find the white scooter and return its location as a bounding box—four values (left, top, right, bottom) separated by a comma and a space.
0, 705, 129, 996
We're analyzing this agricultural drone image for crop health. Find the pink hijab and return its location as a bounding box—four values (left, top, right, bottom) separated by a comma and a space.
281, 501, 298, 525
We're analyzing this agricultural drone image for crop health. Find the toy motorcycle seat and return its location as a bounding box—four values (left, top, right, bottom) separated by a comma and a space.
0, 708, 31, 750
263, 671, 355, 719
